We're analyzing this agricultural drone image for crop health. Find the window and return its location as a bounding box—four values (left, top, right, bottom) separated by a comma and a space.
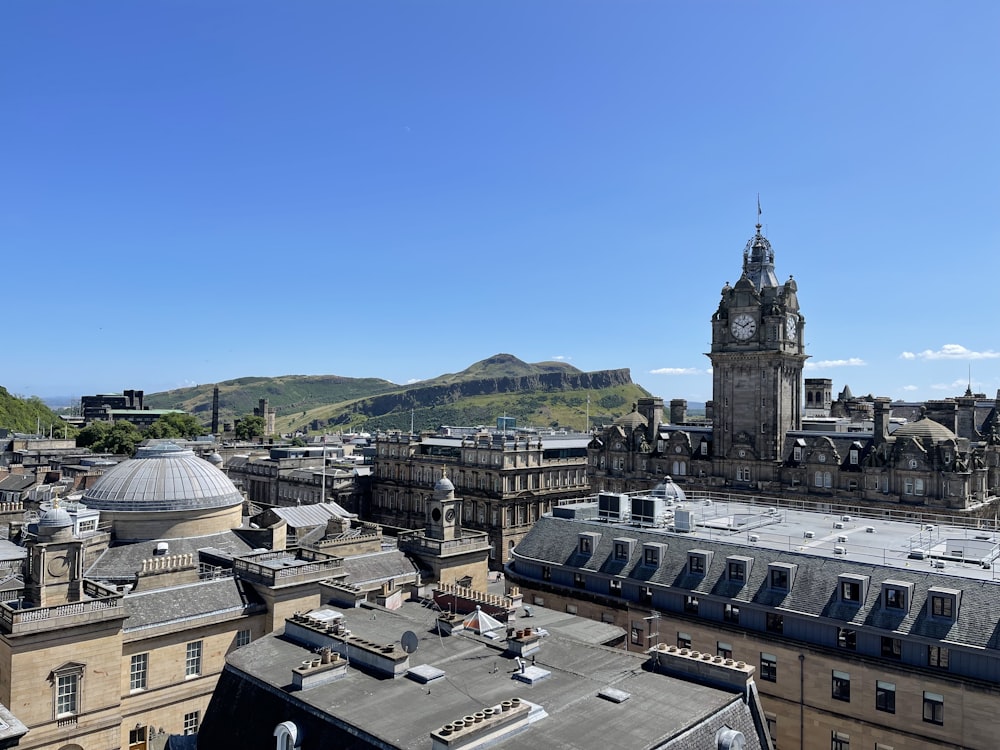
644, 547, 659, 566
573, 572, 586, 589
793, 446, 802, 461
130, 653, 148, 692
579, 537, 592, 554
614, 542, 629, 561
183, 710, 200, 735
760, 652, 777, 682
904, 478, 914, 495
236, 629, 252, 648
915, 478, 925, 495
765, 713, 778, 748
831, 730, 850, 750
931, 595, 954, 618
766, 613, 783, 633
677, 632, 691, 649
724, 603, 740, 623
736, 466, 751, 482
631, 622, 643, 645
928, 645, 950, 669
128, 725, 148, 749
840, 581, 861, 602
689, 555, 705, 574
55, 672, 79, 717
884, 587, 905, 609
770, 568, 789, 590
684, 595, 699, 614
717, 641, 733, 659
849, 449, 859, 465
727, 561, 745, 582
881, 636, 901, 660
609, 578, 622, 595
923, 692, 944, 725
876, 681, 896, 713
185, 641, 202, 678
542, 566, 551, 581
837, 628, 856, 650
832, 670, 851, 702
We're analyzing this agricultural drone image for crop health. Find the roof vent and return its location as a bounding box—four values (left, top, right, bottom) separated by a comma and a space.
841, 515, 852, 522
803, 531, 815, 539
932, 560, 945, 569
909, 548, 926, 560
834, 545, 847, 555
837, 535, 848, 543
154, 542, 169, 555
748, 534, 759, 543
834, 522, 844, 529
865, 526, 876, 533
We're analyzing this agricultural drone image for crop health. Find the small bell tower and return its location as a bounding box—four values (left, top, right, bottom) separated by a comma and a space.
426, 468, 462, 542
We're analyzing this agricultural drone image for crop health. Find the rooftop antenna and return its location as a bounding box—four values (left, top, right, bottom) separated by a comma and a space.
410, 409, 415, 435
586, 395, 590, 433
320, 434, 327, 503
756, 193, 762, 232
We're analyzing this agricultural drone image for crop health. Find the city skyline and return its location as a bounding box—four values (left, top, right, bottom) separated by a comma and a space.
3, 2, 998, 403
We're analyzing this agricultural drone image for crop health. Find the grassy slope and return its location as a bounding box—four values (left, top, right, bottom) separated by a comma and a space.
0, 386, 66, 433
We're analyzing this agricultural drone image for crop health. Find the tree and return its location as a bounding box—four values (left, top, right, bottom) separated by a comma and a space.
144, 412, 206, 440
235, 415, 266, 441
78, 420, 143, 456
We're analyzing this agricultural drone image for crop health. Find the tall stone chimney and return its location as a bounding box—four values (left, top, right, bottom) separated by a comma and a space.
638, 397, 663, 445
873, 399, 891, 447
670, 399, 687, 425
211, 386, 220, 434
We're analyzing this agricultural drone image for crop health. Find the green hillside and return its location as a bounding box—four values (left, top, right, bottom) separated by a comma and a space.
0, 386, 69, 434
144, 354, 649, 435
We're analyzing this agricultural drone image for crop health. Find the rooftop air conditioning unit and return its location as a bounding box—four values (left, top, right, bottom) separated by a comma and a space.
841, 515, 852, 522
909, 548, 927, 560
837, 535, 848, 543
924, 524, 936, 531
748, 534, 759, 543
803, 531, 815, 539
865, 526, 876, 533
834, 522, 845, 529
834, 545, 847, 555
932, 560, 945, 569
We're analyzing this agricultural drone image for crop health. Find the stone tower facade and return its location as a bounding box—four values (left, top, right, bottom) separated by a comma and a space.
708, 222, 807, 481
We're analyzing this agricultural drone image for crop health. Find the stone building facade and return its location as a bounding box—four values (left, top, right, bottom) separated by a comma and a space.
370, 429, 590, 567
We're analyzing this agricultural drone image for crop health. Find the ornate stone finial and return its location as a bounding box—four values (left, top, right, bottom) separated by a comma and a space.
441, 466, 448, 480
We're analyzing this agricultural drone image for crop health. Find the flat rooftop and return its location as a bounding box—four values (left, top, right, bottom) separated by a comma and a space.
564, 494, 1000, 583
222, 597, 759, 749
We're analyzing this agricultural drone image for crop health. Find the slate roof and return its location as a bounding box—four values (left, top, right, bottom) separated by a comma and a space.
86, 531, 255, 581
265, 502, 355, 528
513, 515, 1000, 651
0, 474, 35, 492
339, 549, 418, 587
123, 576, 265, 632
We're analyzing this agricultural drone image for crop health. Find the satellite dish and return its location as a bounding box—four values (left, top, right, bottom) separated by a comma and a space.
401, 630, 419, 654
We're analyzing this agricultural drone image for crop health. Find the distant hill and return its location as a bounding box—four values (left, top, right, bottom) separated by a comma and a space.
0, 386, 67, 434
145, 354, 650, 434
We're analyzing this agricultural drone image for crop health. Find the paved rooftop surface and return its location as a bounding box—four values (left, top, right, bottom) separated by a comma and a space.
222, 598, 757, 749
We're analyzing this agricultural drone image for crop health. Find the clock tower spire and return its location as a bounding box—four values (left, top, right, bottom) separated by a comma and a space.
709, 217, 807, 481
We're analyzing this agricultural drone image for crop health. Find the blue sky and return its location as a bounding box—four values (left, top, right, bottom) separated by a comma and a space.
3, 2, 999, 405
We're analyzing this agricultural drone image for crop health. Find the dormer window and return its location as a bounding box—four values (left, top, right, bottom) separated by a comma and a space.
726, 556, 753, 583
578, 532, 600, 556
838, 574, 868, 604
849, 449, 859, 465
793, 446, 802, 461
928, 587, 960, 620
642, 543, 667, 567
768, 562, 797, 592
688, 550, 712, 575
882, 580, 913, 612
613, 538, 635, 562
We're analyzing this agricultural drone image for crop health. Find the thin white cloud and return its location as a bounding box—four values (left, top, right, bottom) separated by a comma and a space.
551, 355, 571, 361
900, 344, 1000, 361
649, 367, 705, 375
406, 378, 420, 384
901, 385, 918, 392
931, 378, 973, 391
804, 358, 866, 370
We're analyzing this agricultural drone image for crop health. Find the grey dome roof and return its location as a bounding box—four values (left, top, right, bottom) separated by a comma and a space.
893, 417, 957, 443
37, 504, 72, 530
652, 476, 687, 503
82, 443, 243, 513
615, 406, 648, 430
434, 471, 456, 499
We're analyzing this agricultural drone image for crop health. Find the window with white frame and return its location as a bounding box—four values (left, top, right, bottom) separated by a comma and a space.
183, 711, 200, 735
130, 653, 148, 692
185, 641, 202, 677
54, 667, 81, 717
236, 629, 252, 648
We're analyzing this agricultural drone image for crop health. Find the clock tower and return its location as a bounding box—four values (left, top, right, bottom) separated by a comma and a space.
709, 221, 807, 473
426, 468, 462, 542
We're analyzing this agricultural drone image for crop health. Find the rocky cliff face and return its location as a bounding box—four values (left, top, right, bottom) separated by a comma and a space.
342, 368, 633, 420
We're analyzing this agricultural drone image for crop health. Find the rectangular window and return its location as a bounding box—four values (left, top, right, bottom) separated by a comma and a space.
840, 581, 860, 602
931, 595, 953, 618
724, 603, 740, 623
831, 731, 850, 750
542, 566, 551, 581
235, 629, 251, 648
923, 692, 944, 725
128, 726, 147, 748
770, 568, 789, 590
130, 653, 148, 692
717, 641, 733, 659
881, 636, 901, 660
766, 612, 783, 633
688, 555, 705, 574
579, 537, 591, 554
56, 673, 78, 716
928, 645, 950, 669
760, 652, 777, 682
185, 641, 202, 678
677, 632, 691, 649
766, 713, 778, 748
884, 588, 905, 609
728, 561, 745, 582
614, 542, 628, 561
837, 628, 857, 650
876, 681, 896, 713
915, 478, 924, 495
644, 547, 659, 566
684, 595, 699, 614
832, 670, 851, 702
183, 711, 200, 735
573, 572, 586, 589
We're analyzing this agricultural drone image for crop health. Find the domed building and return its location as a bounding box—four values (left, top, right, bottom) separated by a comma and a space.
82, 442, 244, 541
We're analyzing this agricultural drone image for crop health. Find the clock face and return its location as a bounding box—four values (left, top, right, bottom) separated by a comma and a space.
47, 554, 70, 578
445, 508, 456, 522
786, 315, 797, 341
731, 313, 757, 340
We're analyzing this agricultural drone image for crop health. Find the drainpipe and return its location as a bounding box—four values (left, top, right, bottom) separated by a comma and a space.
799, 653, 805, 749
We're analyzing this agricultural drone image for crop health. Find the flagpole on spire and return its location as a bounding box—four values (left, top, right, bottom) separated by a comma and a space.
756, 193, 762, 230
